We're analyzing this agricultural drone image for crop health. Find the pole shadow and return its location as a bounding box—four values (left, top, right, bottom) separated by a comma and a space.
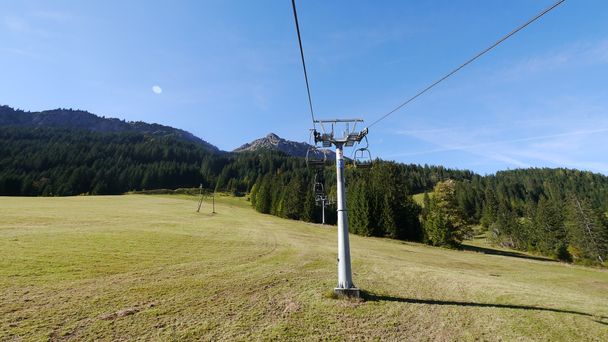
460, 244, 556, 263
361, 291, 607, 323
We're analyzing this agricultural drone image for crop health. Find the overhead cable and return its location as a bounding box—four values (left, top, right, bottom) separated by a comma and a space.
291, 0, 317, 128
366, 0, 566, 129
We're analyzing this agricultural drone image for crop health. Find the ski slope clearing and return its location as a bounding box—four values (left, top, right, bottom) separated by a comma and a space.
1, 195, 607, 340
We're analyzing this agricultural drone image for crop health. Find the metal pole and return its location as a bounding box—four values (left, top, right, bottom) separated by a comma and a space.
197, 184, 203, 212
212, 192, 216, 214
321, 197, 326, 225
334, 144, 357, 295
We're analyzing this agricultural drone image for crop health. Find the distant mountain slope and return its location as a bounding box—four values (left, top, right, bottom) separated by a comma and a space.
234, 133, 335, 159
0, 105, 220, 152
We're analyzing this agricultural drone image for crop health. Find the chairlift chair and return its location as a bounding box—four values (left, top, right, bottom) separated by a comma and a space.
353, 148, 372, 168
306, 147, 326, 168
306, 130, 327, 168
352, 136, 373, 169
313, 169, 325, 196
314, 182, 325, 196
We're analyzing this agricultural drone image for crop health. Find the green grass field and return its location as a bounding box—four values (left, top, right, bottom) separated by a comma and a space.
1, 195, 607, 340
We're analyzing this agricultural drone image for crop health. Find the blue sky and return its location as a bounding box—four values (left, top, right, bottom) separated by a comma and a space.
1, 1, 607, 175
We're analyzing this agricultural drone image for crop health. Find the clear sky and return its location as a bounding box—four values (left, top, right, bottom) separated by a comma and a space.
1, 1, 607, 175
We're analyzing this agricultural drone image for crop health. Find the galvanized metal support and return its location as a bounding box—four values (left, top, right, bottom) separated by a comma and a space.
312, 118, 367, 298
334, 143, 355, 291
321, 197, 326, 225
197, 183, 204, 213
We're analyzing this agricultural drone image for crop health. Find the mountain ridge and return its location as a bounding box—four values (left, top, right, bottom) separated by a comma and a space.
234, 132, 336, 159
0, 105, 334, 158
0, 105, 220, 153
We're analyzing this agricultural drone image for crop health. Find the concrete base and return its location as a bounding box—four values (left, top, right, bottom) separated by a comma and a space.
334, 287, 361, 299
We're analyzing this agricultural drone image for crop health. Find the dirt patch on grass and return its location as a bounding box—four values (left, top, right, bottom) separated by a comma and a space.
282, 299, 300, 316
99, 302, 156, 321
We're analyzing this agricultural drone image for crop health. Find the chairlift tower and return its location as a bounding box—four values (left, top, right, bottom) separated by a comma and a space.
317, 195, 327, 225
313, 118, 367, 298
315, 193, 334, 225
313, 169, 328, 225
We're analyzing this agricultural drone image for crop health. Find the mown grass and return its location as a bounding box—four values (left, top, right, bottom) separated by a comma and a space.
1, 195, 607, 340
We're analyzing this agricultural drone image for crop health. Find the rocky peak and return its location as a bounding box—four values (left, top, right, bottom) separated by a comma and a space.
233, 132, 335, 159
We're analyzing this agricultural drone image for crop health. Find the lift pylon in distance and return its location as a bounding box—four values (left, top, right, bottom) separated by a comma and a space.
313, 118, 368, 298
313, 169, 325, 197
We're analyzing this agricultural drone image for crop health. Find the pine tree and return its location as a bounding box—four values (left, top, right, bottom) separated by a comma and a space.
422, 192, 431, 220
533, 196, 567, 259
347, 180, 369, 235
301, 180, 317, 223
480, 186, 498, 228
423, 200, 455, 247
380, 193, 397, 238
491, 201, 521, 249
254, 175, 272, 214
399, 195, 422, 241
249, 183, 259, 206
282, 174, 304, 220
565, 195, 608, 264
422, 180, 467, 247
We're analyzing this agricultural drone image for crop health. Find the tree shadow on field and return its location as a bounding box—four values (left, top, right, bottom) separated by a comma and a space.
361, 291, 608, 323
460, 244, 556, 263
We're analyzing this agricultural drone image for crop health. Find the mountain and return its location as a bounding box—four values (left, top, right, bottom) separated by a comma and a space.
233, 132, 335, 159
0, 105, 220, 153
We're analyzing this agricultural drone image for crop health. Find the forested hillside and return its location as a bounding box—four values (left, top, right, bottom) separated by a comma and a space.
0, 127, 299, 196
249, 161, 474, 238
0, 126, 467, 237
0, 105, 219, 152
248, 158, 608, 265
1, 121, 607, 265
452, 169, 608, 264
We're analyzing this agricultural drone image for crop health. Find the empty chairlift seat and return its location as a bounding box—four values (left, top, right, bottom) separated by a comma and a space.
306, 147, 327, 168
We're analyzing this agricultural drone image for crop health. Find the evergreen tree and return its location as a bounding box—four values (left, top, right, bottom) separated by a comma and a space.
254, 175, 272, 214
422, 180, 467, 247
348, 179, 370, 235
301, 180, 317, 223
490, 201, 521, 249
423, 200, 455, 247
249, 183, 259, 207
480, 186, 498, 228
379, 193, 397, 238
421, 192, 431, 219
282, 174, 304, 220
565, 195, 608, 264
533, 197, 568, 259
398, 195, 423, 240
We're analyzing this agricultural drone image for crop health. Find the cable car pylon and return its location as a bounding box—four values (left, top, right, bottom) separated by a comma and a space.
291, 0, 370, 298
313, 119, 368, 298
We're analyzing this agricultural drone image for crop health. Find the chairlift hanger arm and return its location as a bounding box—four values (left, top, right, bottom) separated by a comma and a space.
313, 119, 368, 145
314, 119, 364, 124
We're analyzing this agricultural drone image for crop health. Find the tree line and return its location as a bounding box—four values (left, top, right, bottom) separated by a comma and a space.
478, 169, 608, 264
248, 161, 608, 265
421, 170, 608, 265
2, 127, 607, 265
249, 161, 476, 241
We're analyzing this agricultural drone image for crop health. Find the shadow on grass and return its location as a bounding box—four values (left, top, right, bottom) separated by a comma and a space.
362, 291, 607, 322
460, 244, 556, 263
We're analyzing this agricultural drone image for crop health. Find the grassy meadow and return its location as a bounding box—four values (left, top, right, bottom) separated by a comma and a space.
1, 195, 607, 340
